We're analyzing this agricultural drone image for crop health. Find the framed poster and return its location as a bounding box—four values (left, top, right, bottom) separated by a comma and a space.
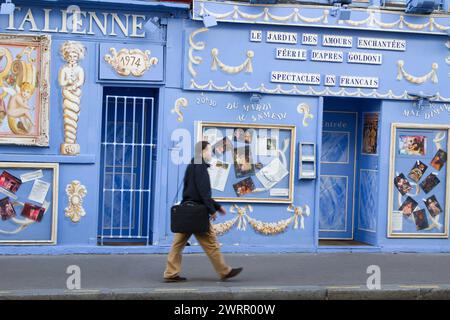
387, 123, 450, 238
0, 34, 51, 146
0, 162, 58, 244
197, 122, 296, 203
361, 112, 379, 155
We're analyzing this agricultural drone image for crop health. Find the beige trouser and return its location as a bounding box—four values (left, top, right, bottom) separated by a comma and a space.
164, 225, 232, 279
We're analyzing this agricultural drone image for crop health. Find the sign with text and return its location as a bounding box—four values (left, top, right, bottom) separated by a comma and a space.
184, 23, 449, 100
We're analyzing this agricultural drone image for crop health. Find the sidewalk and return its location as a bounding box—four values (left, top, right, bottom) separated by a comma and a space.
1, 252, 450, 299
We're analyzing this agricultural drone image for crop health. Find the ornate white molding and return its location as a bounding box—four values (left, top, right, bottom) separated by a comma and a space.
297, 103, 314, 127
188, 27, 209, 77
396, 60, 438, 84
194, 0, 449, 35
189, 79, 450, 102
199, 3, 329, 24
59, 41, 86, 156
211, 48, 254, 74
170, 97, 189, 122
65, 180, 87, 223
343, 10, 449, 32
104, 48, 158, 77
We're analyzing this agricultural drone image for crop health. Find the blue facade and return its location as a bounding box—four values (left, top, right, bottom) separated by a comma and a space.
0, 0, 449, 254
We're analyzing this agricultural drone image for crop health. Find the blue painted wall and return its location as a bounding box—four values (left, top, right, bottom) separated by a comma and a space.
0, 0, 449, 254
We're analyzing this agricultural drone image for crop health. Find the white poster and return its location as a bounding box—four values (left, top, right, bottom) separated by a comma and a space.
256, 158, 288, 190
257, 137, 279, 156
208, 160, 231, 192
392, 211, 403, 232
20, 170, 44, 183
270, 188, 289, 197
28, 179, 50, 204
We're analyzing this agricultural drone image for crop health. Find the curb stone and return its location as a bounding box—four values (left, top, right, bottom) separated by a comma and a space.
1, 285, 450, 300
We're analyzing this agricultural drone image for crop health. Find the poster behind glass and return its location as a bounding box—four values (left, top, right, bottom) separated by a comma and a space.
198, 122, 296, 203
0, 162, 58, 244
388, 125, 449, 238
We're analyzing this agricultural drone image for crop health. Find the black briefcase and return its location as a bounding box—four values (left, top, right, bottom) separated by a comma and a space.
171, 201, 210, 234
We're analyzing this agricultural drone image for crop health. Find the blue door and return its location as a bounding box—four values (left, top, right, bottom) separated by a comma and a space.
319, 111, 357, 239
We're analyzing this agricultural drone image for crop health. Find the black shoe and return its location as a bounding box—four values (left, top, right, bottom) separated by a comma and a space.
222, 267, 243, 281
164, 276, 187, 283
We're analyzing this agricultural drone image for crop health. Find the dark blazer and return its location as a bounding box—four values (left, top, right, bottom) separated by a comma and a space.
182, 158, 221, 215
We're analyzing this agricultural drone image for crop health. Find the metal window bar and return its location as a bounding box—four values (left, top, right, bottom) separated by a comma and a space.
99, 95, 155, 245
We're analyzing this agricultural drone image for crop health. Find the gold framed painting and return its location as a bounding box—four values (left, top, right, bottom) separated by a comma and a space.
0, 34, 51, 146
196, 121, 296, 203
387, 123, 450, 238
0, 162, 58, 245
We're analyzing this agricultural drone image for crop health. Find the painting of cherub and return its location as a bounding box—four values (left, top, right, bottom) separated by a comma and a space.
0, 34, 50, 146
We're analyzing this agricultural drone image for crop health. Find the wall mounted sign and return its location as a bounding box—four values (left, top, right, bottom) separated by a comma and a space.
339, 76, 379, 88
357, 37, 406, 51
4, 7, 149, 38
266, 31, 297, 44
275, 48, 307, 61
388, 123, 449, 238
0, 162, 58, 245
184, 21, 449, 101
311, 50, 343, 63
0, 33, 50, 146
302, 33, 318, 45
104, 48, 158, 77
59, 41, 86, 156
271, 72, 321, 85
250, 30, 262, 42
322, 35, 353, 48
347, 52, 382, 65
99, 43, 164, 82
197, 122, 296, 203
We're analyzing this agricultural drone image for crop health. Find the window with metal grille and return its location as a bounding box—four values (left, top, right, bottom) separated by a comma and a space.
98, 87, 158, 246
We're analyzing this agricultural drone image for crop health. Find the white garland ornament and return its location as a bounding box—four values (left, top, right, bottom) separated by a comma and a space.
397, 60, 438, 84
211, 48, 254, 74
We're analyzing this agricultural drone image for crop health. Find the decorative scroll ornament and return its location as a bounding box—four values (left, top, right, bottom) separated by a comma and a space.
104, 48, 158, 77
188, 27, 209, 77
397, 60, 438, 84
212, 204, 310, 236
0, 201, 35, 235
189, 79, 450, 102
65, 180, 87, 223
211, 48, 254, 74
170, 98, 189, 122
297, 103, 314, 127
58, 41, 86, 155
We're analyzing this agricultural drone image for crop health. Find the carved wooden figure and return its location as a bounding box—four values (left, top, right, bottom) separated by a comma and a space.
58, 41, 86, 155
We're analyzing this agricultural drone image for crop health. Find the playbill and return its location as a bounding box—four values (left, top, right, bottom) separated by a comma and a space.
208, 160, 231, 192
256, 158, 288, 189
28, 179, 50, 204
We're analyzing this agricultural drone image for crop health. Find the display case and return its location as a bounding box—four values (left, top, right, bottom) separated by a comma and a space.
387, 124, 449, 238
197, 122, 296, 203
